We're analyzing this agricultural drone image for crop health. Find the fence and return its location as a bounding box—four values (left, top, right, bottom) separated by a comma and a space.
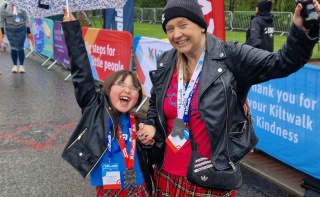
134, 7, 293, 35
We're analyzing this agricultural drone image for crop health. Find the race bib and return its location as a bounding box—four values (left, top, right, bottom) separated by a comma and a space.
102, 163, 121, 190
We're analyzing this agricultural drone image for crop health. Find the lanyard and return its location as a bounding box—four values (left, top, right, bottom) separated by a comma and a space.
10, 4, 17, 15
177, 50, 205, 122
107, 113, 137, 169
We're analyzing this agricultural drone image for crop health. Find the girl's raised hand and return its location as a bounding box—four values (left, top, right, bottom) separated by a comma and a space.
62, 7, 76, 22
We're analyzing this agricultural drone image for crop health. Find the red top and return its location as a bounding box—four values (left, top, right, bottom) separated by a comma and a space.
163, 69, 210, 176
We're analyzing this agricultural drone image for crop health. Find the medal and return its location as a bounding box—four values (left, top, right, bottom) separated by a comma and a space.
171, 118, 185, 139
15, 15, 20, 22
124, 169, 136, 188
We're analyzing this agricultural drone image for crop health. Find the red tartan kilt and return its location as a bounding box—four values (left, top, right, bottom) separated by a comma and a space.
154, 169, 236, 197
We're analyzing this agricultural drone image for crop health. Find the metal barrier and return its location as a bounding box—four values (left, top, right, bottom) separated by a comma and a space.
229, 11, 293, 35
134, 7, 143, 22
273, 12, 293, 36
135, 7, 293, 36
142, 8, 156, 23
225, 11, 233, 30
155, 8, 164, 23
231, 11, 255, 31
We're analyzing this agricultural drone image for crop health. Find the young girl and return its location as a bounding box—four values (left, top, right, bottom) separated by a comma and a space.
60, 8, 159, 197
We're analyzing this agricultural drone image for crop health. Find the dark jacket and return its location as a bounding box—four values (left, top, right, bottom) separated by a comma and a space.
144, 24, 318, 181
246, 12, 274, 52
60, 21, 161, 195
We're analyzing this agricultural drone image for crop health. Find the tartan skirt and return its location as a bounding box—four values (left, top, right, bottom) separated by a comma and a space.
95, 182, 151, 197
154, 169, 236, 197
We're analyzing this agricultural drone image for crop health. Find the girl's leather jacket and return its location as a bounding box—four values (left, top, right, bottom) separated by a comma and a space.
60, 21, 161, 194
144, 24, 318, 174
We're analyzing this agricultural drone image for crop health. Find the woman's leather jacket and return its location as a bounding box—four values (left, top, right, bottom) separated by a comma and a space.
143, 24, 318, 173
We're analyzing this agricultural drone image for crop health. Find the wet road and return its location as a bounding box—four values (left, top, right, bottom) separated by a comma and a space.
0, 49, 95, 196
0, 49, 289, 197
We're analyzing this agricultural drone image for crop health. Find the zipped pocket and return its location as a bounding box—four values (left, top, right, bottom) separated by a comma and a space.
67, 128, 88, 149
229, 121, 246, 136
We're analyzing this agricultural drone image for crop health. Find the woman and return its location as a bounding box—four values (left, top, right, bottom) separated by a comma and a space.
137, 0, 320, 196
0, 3, 31, 73
60, 8, 161, 196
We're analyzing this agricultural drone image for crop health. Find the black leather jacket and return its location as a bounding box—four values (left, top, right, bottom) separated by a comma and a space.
60, 21, 160, 194
144, 24, 318, 172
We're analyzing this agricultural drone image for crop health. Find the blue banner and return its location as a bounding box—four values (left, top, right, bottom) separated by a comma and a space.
248, 64, 320, 179
104, 0, 134, 35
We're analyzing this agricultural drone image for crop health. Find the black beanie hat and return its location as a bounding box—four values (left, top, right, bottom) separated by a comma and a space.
257, 0, 272, 13
162, 0, 207, 33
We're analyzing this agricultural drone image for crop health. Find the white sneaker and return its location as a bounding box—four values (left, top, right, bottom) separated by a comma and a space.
19, 66, 25, 73
12, 65, 18, 73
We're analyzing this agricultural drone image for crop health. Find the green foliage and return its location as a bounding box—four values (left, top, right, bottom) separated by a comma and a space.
134, 0, 166, 8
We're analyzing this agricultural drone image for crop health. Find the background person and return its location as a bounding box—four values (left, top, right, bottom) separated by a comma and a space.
0, 2, 31, 73
61, 8, 161, 197
246, 0, 274, 52
137, 0, 320, 196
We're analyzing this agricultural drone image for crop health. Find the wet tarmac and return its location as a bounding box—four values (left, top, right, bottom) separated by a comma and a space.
0, 49, 95, 196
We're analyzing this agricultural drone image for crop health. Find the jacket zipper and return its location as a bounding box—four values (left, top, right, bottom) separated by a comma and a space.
221, 77, 237, 171
229, 84, 237, 101
67, 128, 88, 149
229, 83, 252, 163
85, 106, 116, 178
156, 67, 172, 171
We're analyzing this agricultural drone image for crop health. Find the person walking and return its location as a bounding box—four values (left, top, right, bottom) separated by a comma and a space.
246, 0, 274, 52
0, 2, 31, 73
60, 8, 161, 197
137, 0, 320, 196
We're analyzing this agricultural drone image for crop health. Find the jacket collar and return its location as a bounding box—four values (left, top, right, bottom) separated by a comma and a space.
205, 33, 227, 60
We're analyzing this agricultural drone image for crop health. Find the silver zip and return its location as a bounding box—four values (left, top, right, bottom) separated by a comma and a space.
67, 128, 88, 149
221, 77, 236, 171
229, 84, 237, 100
85, 106, 116, 178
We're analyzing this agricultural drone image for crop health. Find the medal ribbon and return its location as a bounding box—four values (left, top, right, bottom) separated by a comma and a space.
10, 4, 17, 15
117, 112, 137, 169
177, 50, 205, 122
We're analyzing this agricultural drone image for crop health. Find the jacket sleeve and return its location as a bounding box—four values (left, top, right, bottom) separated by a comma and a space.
135, 111, 164, 165
0, 4, 5, 29
143, 86, 165, 142
23, 10, 30, 28
141, 87, 165, 164
62, 20, 97, 109
227, 23, 319, 86
246, 17, 262, 48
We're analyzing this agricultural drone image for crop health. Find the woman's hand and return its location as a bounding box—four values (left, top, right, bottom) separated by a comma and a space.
62, 7, 76, 22
137, 123, 156, 146
293, 0, 320, 31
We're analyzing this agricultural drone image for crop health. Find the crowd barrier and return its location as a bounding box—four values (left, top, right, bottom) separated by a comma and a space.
133, 7, 293, 35
1, 17, 133, 82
